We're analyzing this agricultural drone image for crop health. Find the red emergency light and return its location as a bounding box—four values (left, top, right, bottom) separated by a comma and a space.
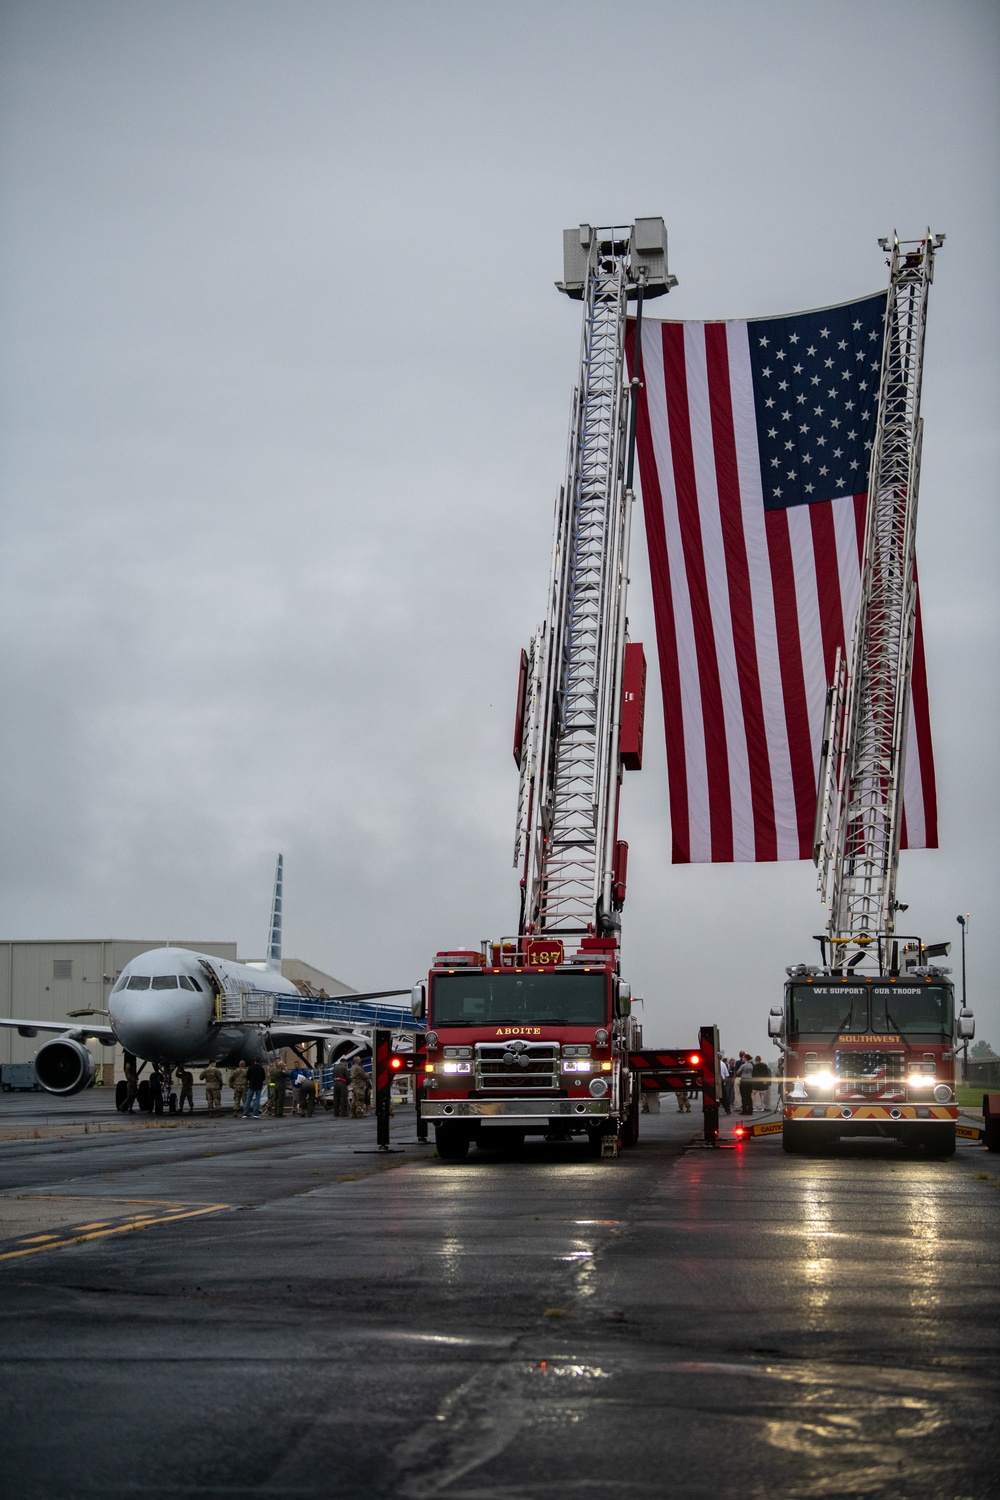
389, 1056, 405, 1071
688, 1053, 701, 1067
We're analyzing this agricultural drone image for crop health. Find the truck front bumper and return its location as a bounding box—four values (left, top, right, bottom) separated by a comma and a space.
784, 1103, 958, 1123
422, 1098, 609, 1126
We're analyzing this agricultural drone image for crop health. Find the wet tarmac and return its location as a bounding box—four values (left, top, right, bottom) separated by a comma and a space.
0, 1091, 997, 1498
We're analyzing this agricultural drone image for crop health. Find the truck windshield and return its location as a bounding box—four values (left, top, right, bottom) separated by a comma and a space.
431, 971, 607, 1027
871, 986, 953, 1035
789, 984, 953, 1037
789, 986, 868, 1037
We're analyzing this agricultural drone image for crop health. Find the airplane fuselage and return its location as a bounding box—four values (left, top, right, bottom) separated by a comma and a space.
108, 948, 299, 1067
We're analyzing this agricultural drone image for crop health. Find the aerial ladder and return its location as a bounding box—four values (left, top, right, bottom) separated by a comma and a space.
513, 219, 674, 942
412, 222, 723, 1158
774, 233, 975, 1155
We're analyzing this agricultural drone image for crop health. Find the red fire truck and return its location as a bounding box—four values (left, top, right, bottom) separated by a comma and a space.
411, 221, 719, 1160
774, 963, 971, 1156
412, 940, 641, 1160
775, 235, 976, 1156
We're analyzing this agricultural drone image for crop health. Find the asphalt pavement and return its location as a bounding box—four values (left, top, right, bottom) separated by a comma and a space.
0, 1091, 997, 1499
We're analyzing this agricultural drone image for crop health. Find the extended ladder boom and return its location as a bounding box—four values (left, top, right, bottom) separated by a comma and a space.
514, 220, 674, 939
819, 232, 944, 965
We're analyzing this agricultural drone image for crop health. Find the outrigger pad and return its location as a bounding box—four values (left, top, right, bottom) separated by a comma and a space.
601, 1134, 620, 1159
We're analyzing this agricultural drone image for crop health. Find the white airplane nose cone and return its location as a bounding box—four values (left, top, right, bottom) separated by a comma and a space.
110, 990, 206, 1062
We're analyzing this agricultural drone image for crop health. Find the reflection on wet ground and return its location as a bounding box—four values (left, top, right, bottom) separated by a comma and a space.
0, 1098, 996, 1497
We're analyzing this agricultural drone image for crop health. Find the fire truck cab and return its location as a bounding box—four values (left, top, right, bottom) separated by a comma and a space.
413, 942, 641, 1160
776, 966, 973, 1155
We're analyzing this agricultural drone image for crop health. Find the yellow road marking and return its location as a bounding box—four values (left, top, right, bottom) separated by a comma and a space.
0, 1202, 229, 1261
19, 1234, 60, 1244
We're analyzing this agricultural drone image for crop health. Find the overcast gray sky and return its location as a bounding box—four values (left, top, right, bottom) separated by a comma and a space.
1, 0, 997, 1057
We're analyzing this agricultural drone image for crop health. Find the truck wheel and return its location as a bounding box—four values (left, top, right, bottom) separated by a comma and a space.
435, 1125, 470, 1161
984, 1096, 1000, 1153
621, 1095, 640, 1147
782, 1120, 807, 1154
922, 1124, 956, 1157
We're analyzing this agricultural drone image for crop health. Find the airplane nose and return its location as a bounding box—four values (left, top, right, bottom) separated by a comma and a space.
109, 990, 197, 1062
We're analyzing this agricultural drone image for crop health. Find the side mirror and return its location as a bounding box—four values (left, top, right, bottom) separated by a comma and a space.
767, 1013, 783, 1038
957, 1010, 975, 1040
411, 982, 426, 1021
614, 980, 632, 1017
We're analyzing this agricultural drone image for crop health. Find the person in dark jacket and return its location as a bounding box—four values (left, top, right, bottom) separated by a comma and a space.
752, 1055, 772, 1112
737, 1056, 755, 1115
243, 1060, 266, 1118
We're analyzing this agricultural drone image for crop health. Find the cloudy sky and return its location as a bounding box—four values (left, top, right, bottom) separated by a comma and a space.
1, 0, 997, 1057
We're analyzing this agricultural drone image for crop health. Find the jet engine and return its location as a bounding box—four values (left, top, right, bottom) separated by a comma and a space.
34, 1037, 96, 1095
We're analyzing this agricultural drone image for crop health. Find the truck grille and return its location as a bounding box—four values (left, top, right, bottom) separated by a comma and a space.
835, 1049, 905, 1094
474, 1041, 560, 1091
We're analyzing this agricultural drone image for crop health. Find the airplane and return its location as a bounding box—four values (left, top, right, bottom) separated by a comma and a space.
0, 856, 407, 1102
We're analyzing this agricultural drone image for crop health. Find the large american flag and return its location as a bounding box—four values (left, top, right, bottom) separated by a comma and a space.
629, 292, 937, 864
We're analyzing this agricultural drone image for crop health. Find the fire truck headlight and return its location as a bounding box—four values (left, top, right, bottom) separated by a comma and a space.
588, 1078, 609, 1098
933, 1084, 953, 1103
442, 1061, 471, 1075
562, 1060, 592, 1073
907, 1074, 935, 1089
805, 1070, 834, 1092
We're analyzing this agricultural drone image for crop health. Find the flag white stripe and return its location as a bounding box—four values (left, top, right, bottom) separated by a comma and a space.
784, 504, 827, 773
683, 324, 756, 861
641, 322, 713, 861
726, 322, 800, 859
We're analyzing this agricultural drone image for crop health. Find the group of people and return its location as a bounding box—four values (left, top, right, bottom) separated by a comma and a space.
195, 1055, 371, 1119
721, 1053, 773, 1115
120, 1053, 372, 1118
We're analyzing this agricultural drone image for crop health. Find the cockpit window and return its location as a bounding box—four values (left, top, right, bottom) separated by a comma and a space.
151, 975, 178, 990
179, 975, 202, 991
112, 976, 128, 993
126, 975, 151, 990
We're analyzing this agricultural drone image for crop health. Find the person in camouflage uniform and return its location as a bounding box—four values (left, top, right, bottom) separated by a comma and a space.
268, 1058, 288, 1118
349, 1058, 367, 1119
229, 1061, 248, 1118
295, 1071, 316, 1117
175, 1067, 194, 1113
331, 1057, 350, 1117
200, 1063, 223, 1116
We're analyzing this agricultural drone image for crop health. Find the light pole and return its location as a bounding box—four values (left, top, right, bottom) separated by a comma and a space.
956, 913, 969, 1082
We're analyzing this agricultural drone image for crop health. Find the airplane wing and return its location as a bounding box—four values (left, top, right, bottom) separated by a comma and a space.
0, 1017, 117, 1045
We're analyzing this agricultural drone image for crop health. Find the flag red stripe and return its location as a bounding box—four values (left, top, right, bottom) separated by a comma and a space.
631, 324, 692, 863
909, 589, 938, 846
661, 324, 733, 861
764, 509, 817, 857
852, 492, 867, 558
808, 500, 847, 683
704, 323, 777, 860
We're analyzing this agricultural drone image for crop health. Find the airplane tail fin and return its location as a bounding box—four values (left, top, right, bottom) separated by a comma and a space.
267, 854, 284, 973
